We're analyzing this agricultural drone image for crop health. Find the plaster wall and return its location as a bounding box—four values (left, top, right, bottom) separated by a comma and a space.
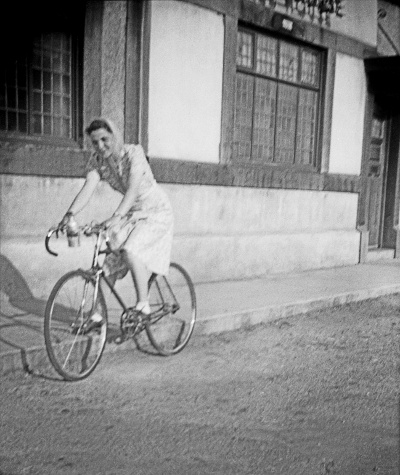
329, 53, 367, 176
1, 176, 359, 300
147, 1, 224, 162
326, 0, 377, 47
100, 0, 127, 133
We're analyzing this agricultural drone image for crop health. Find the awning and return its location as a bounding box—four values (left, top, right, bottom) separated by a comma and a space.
365, 56, 400, 99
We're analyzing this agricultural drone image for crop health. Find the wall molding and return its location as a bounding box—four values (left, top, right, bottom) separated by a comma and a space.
150, 158, 360, 193
0, 147, 359, 194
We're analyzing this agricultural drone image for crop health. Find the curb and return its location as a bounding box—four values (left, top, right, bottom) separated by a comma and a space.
2, 283, 400, 377
195, 283, 400, 335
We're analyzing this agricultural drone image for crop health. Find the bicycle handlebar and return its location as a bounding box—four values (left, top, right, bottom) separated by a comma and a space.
45, 222, 107, 257
45, 227, 60, 256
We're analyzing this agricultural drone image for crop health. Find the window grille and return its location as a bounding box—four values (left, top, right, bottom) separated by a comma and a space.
234, 28, 322, 168
1, 32, 74, 139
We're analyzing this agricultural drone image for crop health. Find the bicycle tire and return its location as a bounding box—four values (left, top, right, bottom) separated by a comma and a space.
44, 270, 108, 381
145, 262, 196, 356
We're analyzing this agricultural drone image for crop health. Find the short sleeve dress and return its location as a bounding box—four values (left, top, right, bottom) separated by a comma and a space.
86, 144, 173, 278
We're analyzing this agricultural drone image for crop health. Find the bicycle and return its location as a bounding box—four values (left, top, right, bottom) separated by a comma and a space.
44, 222, 197, 381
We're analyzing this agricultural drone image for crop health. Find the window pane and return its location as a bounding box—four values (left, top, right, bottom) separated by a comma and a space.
7, 87, 17, 109
32, 69, 42, 89
62, 97, 70, 116
53, 117, 61, 136
33, 114, 42, 134
372, 118, 384, 139
18, 90, 27, 110
301, 50, 319, 87
237, 31, 253, 68
43, 93, 52, 113
17, 64, 27, 87
0, 88, 5, 108
33, 92, 42, 112
42, 34, 52, 50
32, 51, 42, 68
8, 111, 17, 131
256, 36, 277, 77
43, 49, 52, 70
44, 115, 52, 134
296, 89, 317, 165
279, 42, 299, 83
43, 71, 52, 91
62, 54, 71, 74
5, 63, 16, 85
1, 60, 29, 132
18, 113, 28, 133
233, 73, 254, 160
62, 75, 70, 95
53, 95, 61, 115
0, 111, 6, 129
275, 84, 298, 163
53, 52, 62, 72
252, 78, 276, 162
62, 117, 70, 137
53, 34, 62, 50
53, 73, 61, 93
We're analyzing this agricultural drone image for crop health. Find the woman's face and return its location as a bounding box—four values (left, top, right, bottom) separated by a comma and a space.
89, 128, 117, 159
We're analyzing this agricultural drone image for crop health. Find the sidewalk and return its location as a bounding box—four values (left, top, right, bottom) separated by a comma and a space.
1, 260, 400, 376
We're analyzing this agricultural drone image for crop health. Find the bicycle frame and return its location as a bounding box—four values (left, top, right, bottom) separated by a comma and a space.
89, 230, 130, 314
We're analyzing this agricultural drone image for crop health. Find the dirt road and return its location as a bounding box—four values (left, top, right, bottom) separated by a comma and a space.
1, 294, 399, 474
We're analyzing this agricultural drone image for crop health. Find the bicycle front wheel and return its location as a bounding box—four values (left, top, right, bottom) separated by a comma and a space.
146, 262, 196, 356
44, 270, 108, 381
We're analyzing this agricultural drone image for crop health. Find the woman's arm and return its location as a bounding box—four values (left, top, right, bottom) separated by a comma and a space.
66, 169, 100, 215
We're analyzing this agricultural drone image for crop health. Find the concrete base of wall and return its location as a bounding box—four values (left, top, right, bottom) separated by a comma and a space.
1, 175, 361, 300
2, 228, 360, 302
172, 230, 360, 283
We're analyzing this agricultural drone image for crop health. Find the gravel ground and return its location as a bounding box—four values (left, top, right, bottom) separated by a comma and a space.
1, 294, 400, 475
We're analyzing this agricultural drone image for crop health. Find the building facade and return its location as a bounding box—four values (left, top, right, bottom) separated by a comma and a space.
1, 0, 400, 298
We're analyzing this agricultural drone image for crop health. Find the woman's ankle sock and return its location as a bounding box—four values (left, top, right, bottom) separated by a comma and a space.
90, 312, 103, 322
136, 301, 150, 315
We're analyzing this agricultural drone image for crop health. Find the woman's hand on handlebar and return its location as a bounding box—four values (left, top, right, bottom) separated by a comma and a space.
58, 212, 73, 232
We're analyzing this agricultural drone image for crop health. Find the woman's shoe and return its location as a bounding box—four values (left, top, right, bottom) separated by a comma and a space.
135, 301, 151, 315
82, 312, 103, 334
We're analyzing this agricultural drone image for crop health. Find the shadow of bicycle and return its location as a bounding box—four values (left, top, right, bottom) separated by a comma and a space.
0, 254, 58, 375
0, 254, 128, 379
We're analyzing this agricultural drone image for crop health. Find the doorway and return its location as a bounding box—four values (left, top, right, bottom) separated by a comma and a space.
365, 102, 399, 252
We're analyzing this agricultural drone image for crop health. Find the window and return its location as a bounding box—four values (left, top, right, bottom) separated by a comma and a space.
0, 3, 83, 143
234, 29, 323, 168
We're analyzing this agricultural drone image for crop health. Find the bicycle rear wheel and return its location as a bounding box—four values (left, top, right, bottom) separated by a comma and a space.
146, 262, 196, 355
44, 270, 108, 381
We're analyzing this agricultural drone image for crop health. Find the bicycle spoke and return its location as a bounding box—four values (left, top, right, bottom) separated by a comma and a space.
146, 263, 196, 355
44, 271, 107, 381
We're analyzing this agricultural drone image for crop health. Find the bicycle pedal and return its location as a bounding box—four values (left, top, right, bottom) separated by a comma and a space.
114, 334, 127, 345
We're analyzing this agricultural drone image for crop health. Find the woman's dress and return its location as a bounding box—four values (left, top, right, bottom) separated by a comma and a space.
86, 144, 173, 278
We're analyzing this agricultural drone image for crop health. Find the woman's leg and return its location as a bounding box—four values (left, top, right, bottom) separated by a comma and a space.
122, 250, 151, 312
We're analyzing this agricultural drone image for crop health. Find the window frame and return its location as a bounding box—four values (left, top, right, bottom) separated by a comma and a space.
233, 25, 325, 171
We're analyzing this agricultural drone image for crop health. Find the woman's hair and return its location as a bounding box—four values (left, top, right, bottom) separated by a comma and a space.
85, 118, 124, 153
85, 118, 113, 135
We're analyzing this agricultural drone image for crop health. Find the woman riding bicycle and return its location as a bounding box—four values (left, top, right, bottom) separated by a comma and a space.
59, 118, 174, 324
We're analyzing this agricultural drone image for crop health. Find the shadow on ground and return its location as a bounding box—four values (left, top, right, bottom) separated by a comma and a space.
0, 254, 127, 377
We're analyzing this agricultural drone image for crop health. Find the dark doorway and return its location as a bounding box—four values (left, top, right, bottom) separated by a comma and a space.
363, 56, 400, 255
